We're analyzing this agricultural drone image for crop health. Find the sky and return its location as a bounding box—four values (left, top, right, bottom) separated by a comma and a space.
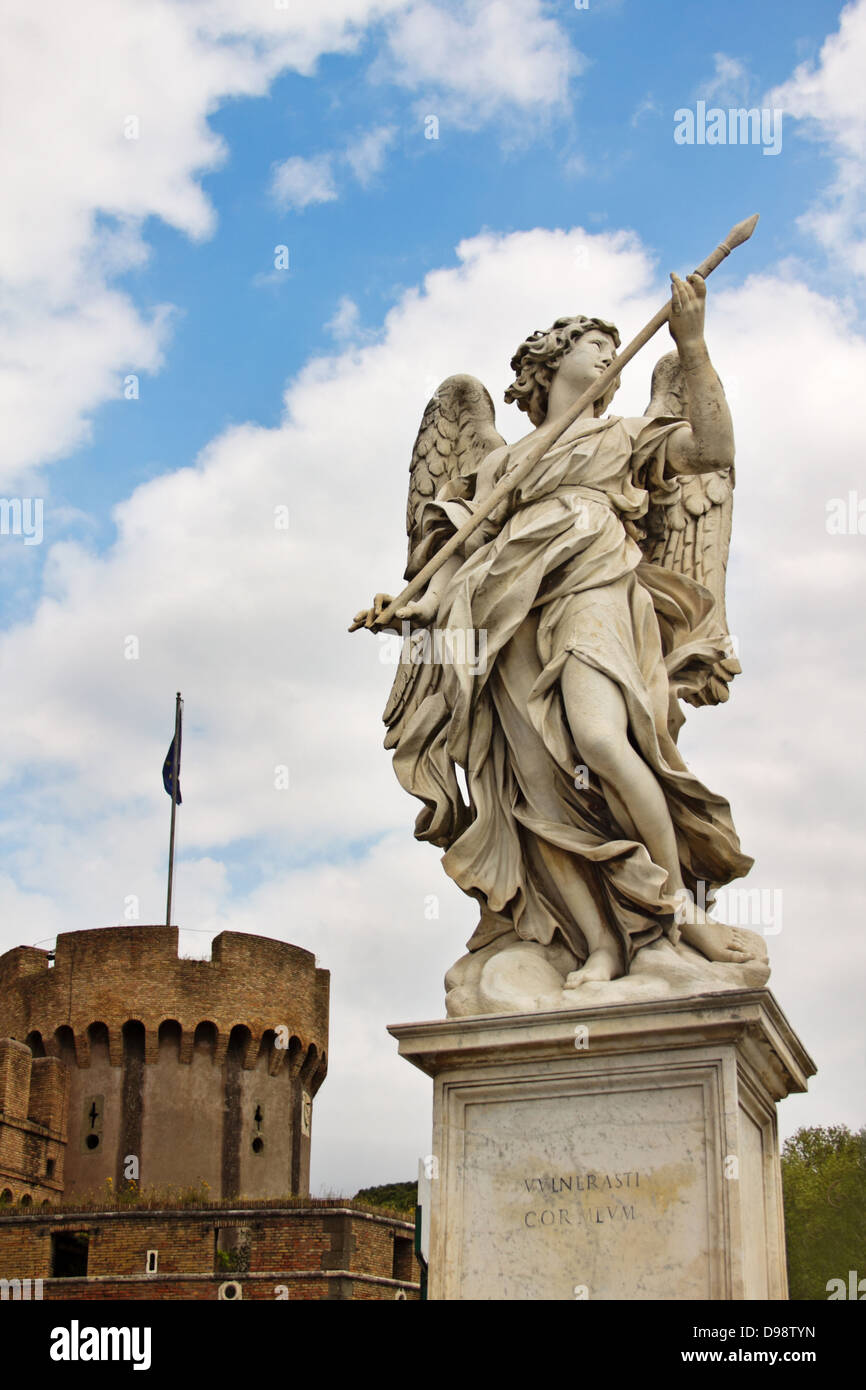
0, 0, 864, 1196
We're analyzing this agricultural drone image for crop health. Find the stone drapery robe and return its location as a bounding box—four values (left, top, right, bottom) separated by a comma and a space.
386, 413, 752, 964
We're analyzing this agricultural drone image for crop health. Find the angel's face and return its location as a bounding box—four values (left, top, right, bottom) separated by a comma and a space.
554, 330, 617, 402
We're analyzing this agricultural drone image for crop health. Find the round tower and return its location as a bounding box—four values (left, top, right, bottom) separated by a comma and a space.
0, 926, 329, 1201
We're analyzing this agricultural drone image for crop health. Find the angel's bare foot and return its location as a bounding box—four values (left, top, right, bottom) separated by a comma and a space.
564, 946, 621, 988
678, 918, 759, 964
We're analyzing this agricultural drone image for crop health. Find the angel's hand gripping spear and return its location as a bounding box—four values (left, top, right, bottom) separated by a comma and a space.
350, 215, 757, 634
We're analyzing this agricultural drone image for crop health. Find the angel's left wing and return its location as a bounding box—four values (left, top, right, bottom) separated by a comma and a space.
384, 374, 505, 849
641, 351, 741, 708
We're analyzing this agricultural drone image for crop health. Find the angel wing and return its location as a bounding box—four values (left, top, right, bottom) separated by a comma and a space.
404, 374, 505, 579
641, 351, 741, 708
383, 375, 505, 847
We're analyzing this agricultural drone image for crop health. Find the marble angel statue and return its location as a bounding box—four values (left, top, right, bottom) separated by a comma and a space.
354, 257, 770, 1015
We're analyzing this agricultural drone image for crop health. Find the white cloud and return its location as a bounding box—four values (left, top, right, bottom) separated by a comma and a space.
344, 124, 398, 186
0, 226, 864, 1184
562, 154, 588, 179
327, 296, 363, 340
700, 52, 755, 106
630, 95, 660, 128
0, 291, 173, 488
379, 0, 583, 127
0, 0, 591, 488
270, 153, 339, 210
768, 0, 866, 275
0, 0, 412, 489
272, 124, 397, 211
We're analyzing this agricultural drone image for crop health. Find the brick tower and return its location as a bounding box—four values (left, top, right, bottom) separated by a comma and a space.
0, 926, 329, 1203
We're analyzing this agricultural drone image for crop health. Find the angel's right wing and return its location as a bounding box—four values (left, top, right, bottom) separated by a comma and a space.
404, 374, 506, 579
641, 351, 741, 708
383, 374, 504, 847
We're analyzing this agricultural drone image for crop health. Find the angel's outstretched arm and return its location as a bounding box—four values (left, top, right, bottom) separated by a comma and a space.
664, 273, 734, 476
396, 553, 461, 624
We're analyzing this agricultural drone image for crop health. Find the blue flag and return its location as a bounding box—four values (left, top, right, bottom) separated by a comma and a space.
163, 735, 181, 804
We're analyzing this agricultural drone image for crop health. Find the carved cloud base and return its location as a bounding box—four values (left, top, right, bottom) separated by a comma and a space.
444, 931, 771, 1018
389, 990, 815, 1301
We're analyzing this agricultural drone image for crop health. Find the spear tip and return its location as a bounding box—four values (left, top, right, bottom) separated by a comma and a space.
725, 213, 759, 249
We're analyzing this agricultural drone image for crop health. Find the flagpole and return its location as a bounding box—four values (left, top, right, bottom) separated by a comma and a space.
165, 691, 182, 928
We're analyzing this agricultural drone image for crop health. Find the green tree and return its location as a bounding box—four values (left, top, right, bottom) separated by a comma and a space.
353, 1181, 418, 1215
781, 1124, 866, 1300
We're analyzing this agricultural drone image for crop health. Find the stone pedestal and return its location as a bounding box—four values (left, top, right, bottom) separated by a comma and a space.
390, 989, 815, 1301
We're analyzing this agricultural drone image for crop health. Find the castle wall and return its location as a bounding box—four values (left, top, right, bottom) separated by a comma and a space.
62, 1029, 120, 1199
0, 926, 329, 1202
0, 1040, 68, 1205
0, 1204, 420, 1300
236, 1052, 295, 1199
139, 1033, 224, 1195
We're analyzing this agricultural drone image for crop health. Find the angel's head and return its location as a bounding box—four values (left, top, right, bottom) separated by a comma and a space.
505, 315, 621, 426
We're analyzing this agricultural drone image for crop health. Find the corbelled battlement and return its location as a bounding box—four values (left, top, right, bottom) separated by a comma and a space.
0, 926, 329, 1076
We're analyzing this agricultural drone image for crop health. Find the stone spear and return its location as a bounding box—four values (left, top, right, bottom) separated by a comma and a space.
350, 214, 758, 633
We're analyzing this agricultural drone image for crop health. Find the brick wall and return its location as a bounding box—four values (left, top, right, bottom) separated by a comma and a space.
0, 1039, 68, 1205
41, 1273, 417, 1300
0, 1203, 420, 1300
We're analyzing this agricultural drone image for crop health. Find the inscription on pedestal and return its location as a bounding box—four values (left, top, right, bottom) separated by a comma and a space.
456, 1083, 713, 1300
522, 1171, 640, 1228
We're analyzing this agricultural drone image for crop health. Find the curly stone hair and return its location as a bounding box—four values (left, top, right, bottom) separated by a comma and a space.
504, 315, 621, 426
